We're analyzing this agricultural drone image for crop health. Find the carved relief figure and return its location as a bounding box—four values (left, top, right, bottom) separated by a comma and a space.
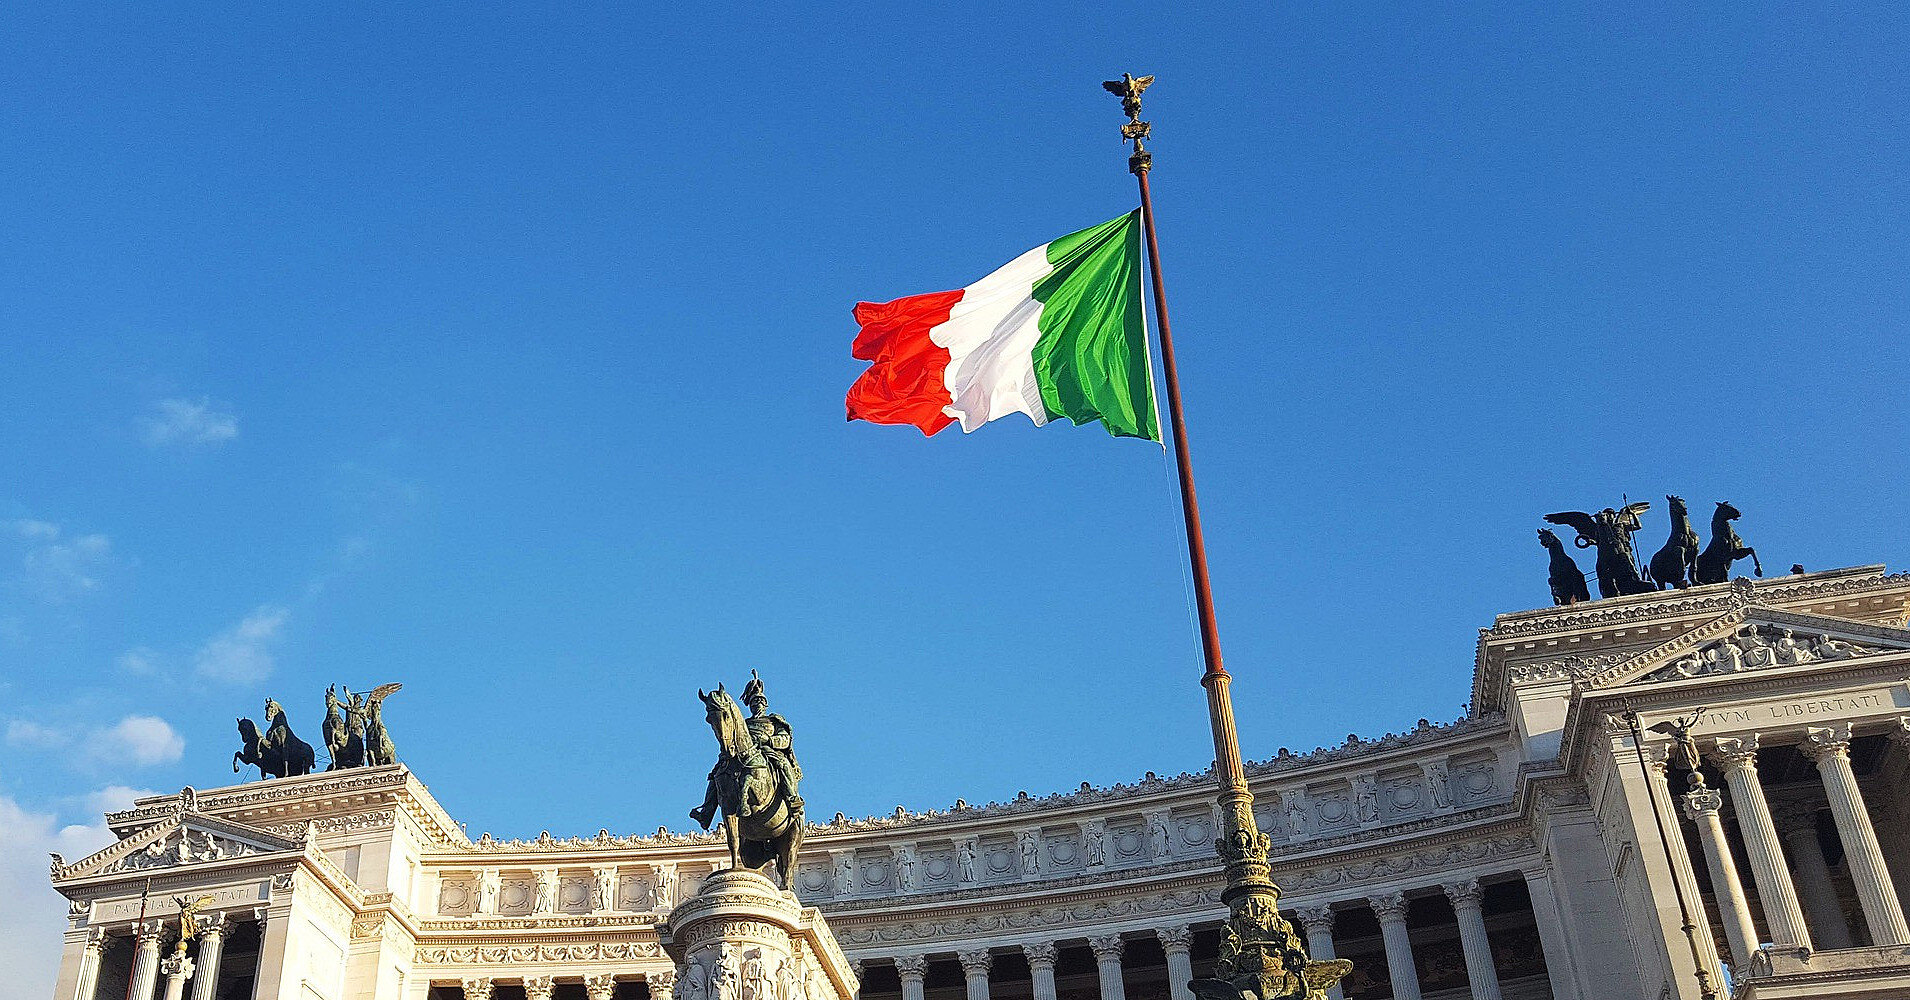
832, 853, 855, 895
1082, 820, 1107, 867
593, 867, 617, 911
1425, 764, 1451, 808
1734, 626, 1776, 668
476, 869, 500, 914
892, 844, 916, 890
1773, 628, 1814, 666
1282, 791, 1310, 837
1018, 830, 1042, 874
532, 870, 554, 914
1816, 633, 1858, 660
743, 953, 773, 1000
1147, 812, 1173, 858
653, 863, 678, 910
957, 838, 978, 881
713, 946, 740, 1000
1354, 777, 1382, 823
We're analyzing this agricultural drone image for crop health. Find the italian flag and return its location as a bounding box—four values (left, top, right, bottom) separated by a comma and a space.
845, 211, 1160, 442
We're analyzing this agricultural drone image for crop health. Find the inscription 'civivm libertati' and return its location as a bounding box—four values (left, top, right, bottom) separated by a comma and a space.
1689, 690, 1900, 732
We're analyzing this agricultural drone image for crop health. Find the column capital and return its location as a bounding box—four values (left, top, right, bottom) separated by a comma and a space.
583, 974, 616, 1000
160, 953, 194, 979
957, 948, 993, 975
1442, 878, 1484, 909
1155, 924, 1193, 953
84, 925, 110, 953
197, 910, 230, 937
1803, 723, 1854, 763
1711, 734, 1762, 770
1294, 904, 1335, 930
463, 977, 496, 1000
894, 955, 929, 980
1088, 934, 1125, 961
649, 970, 677, 999
1020, 941, 1058, 968
1368, 891, 1409, 923
523, 975, 556, 1000
134, 919, 168, 945
1681, 786, 1725, 820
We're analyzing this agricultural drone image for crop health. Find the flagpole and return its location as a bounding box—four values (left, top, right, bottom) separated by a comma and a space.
1107, 74, 1346, 1000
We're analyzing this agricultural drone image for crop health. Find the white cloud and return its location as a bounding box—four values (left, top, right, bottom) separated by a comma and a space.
194, 605, 290, 682
5, 720, 68, 750
78, 785, 159, 817
89, 715, 183, 767
0, 790, 120, 1000
142, 396, 238, 447
3, 521, 113, 601
116, 647, 159, 674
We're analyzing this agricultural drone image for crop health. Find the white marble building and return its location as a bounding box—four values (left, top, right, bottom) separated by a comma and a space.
45, 566, 1910, 1000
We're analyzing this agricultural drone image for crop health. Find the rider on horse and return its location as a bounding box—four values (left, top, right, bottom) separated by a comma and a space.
692, 670, 803, 827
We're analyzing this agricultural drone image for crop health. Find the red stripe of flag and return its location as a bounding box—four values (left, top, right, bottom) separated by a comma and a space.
845, 289, 966, 436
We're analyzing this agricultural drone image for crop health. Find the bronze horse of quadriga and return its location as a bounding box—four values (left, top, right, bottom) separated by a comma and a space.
695, 685, 804, 888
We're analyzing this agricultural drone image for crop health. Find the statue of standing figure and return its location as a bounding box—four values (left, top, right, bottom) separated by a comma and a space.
1544, 502, 1654, 599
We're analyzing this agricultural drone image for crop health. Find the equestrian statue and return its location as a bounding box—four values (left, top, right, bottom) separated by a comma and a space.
1695, 500, 1762, 584
1648, 494, 1701, 590
691, 671, 806, 890
238, 684, 400, 779
1544, 502, 1654, 599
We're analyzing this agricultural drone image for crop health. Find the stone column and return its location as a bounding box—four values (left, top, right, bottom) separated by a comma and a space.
73, 927, 109, 1000
524, 975, 555, 1000
160, 951, 194, 1000
1369, 892, 1421, 1000
1156, 926, 1195, 1000
958, 949, 992, 1000
895, 956, 928, 1000
462, 977, 495, 1000
1089, 936, 1126, 1000
130, 920, 167, 1000
1773, 800, 1854, 949
1521, 868, 1580, 1000
1684, 788, 1763, 967
1805, 723, 1910, 945
1443, 880, 1502, 1000
188, 912, 229, 1000
1022, 943, 1058, 1000
1713, 735, 1813, 949
583, 974, 615, 1000
1293, 907, 1342, 1000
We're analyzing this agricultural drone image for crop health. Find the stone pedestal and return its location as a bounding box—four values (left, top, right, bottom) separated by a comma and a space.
659, 870, 859, 1000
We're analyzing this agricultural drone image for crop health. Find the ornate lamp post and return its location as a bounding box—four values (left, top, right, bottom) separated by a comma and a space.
1103, 74, 1351, 1000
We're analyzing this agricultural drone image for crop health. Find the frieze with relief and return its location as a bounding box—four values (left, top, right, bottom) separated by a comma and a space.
832, 887, 1223, 946
414, 941, 664, 965
1641, 624, 1885, 683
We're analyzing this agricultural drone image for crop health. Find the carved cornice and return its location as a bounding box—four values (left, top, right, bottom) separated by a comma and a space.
414, 940, 666, 965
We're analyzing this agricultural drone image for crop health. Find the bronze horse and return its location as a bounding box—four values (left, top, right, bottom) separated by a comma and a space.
1544, 502, 1654, 599
234, 698, 315, 778
1695, 500, 1762, 584
693, 685, 803, 888
1538, 528, 1591, 606
1648, 495, 1701, 590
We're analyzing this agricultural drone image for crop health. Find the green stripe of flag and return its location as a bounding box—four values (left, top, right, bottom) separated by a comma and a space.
1029, 211, 1159, 441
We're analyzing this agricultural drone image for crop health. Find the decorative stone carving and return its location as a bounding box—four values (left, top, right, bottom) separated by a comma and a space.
894, 955, 928, 979
655, 862, 680, 910
831, 851, 855, 896
463, 977, 495, 1000
1088, 934, 1124, 960
1081, 819, 1107, 868
891, 844, 917, 891
476, 869, 500, 915
1157, 924, 1193, 950
957, 948, 993, 974
1295, 904, 1334, 931
592, 866, 617, 912
1146, 810, 1173, 859
524, 976, 555, 1000
1354, 776, 1382, 824
584, 974, 617, 1000
1442, 877, 1484, 908
1368, 891, 1409, 922
1018, 829, 1042, 875
957, 837, 980, 882
532, 869, 555, 914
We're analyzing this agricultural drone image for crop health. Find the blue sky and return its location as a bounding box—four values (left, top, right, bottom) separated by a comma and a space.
4, 3, 1910, 990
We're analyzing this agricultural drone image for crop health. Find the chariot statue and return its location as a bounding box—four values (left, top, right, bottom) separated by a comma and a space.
233, 697, 315, 779
691, 671, 805, 889
1544, 502, 1654, 599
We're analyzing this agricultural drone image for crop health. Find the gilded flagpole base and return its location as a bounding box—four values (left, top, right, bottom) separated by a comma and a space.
1187, 678, 1352, 1000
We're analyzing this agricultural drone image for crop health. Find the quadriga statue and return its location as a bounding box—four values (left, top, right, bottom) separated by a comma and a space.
690, 671, 805, 889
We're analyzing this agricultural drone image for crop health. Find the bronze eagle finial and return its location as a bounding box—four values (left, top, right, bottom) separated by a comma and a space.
1101, 73, 1155, 120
